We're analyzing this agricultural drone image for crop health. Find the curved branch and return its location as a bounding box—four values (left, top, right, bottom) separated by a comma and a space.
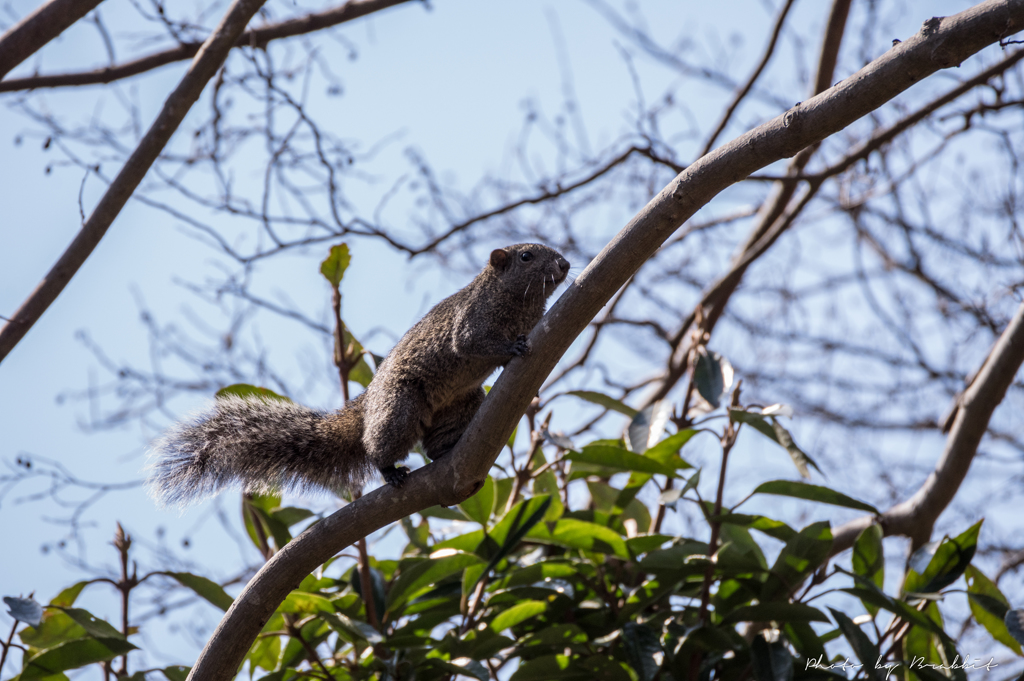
0, 0, 104, 79
830, 300, 1024, 555
185, 4, 1024, 680
0, 0, 272, 365
0, 0, 417, 92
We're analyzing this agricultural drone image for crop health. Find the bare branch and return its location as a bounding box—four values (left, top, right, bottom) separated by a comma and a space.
0, 0, 418, 93
830, 300, 1024, 555
183, 5, 1024, 680
0, 0, 272, 365
0, 0, 104, 79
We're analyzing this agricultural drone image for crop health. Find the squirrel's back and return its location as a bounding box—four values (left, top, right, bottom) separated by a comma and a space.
148, 395, 369, 507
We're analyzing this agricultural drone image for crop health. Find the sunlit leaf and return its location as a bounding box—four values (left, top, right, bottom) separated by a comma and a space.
491, 600, 547, 631
320, 243, 351, 287
215, 384, 289, 401
964, 566, 1021, 655
567, 445, 684, 477
163, 572, 234, 612
751, 480, 877, 514
566, 390, 638, 418
18, 638, 136, 680
904, 521, 981, 596
852, 524, 884, 616
459, 476, 495, 526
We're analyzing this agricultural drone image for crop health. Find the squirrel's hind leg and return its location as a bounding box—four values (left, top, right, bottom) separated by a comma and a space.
423, 388, 486, 461
362, 385, 428, 488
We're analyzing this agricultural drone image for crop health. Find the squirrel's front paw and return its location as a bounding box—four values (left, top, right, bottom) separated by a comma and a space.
381, 465, 409, 488
510, 334, 531, 357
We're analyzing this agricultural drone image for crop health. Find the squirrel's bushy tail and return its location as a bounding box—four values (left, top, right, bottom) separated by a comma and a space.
147, 395, 370, 508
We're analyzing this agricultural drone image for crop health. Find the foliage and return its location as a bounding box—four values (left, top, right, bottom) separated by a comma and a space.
3, 249, 1020, 681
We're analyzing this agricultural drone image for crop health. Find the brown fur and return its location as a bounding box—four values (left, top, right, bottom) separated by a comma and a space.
148, 244, 569, 506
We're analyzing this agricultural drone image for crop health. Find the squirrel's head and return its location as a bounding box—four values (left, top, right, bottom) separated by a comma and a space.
488, 244, 570, 298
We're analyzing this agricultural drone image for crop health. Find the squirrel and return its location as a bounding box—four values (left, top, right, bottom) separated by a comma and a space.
148, 243, 570, 507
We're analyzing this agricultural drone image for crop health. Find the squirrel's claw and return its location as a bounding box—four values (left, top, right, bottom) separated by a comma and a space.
381, 465, 410, 488
510, 334, 531, 357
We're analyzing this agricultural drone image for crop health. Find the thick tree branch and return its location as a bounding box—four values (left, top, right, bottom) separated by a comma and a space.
0, 0, 104, 79
0, 0, 272, 365
0, 0, 417, 92
184, 4, 1024, 680
830, 300, 1024, 556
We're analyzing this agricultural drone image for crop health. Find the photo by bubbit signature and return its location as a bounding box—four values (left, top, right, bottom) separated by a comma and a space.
805, 654, 998, 680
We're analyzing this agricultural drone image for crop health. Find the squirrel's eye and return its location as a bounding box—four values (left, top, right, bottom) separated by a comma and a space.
520, 251, 534, 262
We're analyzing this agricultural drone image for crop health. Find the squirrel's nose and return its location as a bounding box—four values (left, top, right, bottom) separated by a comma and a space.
558, 258, 570, 272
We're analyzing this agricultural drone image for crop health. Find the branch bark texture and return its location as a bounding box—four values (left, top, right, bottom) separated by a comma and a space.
0, 0, 416, 92
0, 0, 273, 365
830, 300, 1024, 556
184, 3, 1024, 680
0, 0, 104, 79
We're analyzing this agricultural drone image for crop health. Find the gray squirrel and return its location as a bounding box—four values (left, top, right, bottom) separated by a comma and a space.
148, 244, 570, 507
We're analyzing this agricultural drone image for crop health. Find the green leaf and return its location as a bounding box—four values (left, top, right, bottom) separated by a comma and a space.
320, 611, 383, 644
491, 600, 547, 631
425, 657, 489, 681
852, 524, 884, 616
528, 518, 629, 559
965, 566, 1021, 655
643, 429, 697, 463
163, 572, 234, 611
48, 583, 87, 608
320, 243, 351, 287
694, 348, 726, 409
718, 523, 767, 569
57, 608, 126, 641
751, 480, 878, 514
18, 638, 136, 680
18, 609, 86, 649
420, 505, 468, 521
481, 495, 554, 571
722, 602, 828, 624
273, 507, 314, 528
730, 411, 820, 478
829, 607, 880, 681
626, 535, 672, 557
770, 419, 820, 479
761, 521, 832, 601
750, 635, 793, 681
566, 390, 638, 418
716, 513, 796, 542
387, 552, 483, 610
160, 666, 191, 681
215, 384, 289, 401
459, 476, 495, 526
568, 445, 685, 477
839, 585, 943, 635
621, 622, 662, 681
277, 591, 335, 614
246, 503, 292, 551
904, 520, 981, 595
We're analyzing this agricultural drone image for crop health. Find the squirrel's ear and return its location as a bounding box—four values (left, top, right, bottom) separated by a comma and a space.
490, 248, 508, 270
